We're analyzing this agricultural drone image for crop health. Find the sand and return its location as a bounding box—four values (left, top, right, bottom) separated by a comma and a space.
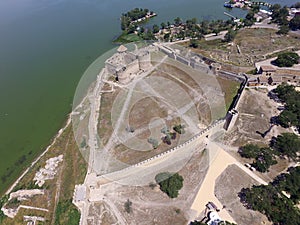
190, 141, 237, 223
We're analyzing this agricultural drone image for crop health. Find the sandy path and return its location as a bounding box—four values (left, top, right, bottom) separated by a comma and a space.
191, 141, 237, 223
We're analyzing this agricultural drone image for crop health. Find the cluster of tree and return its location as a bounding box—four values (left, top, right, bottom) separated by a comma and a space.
271, 132, 300, 160
161, 127, 177, 145
290, 14, 300, 30
273, 84, 300, 129
291, 2, 300, 8
272, 166, 300, 203
239, 131, 300, 171
238, 144, 277, 172
121, 8, 152, 31
239, 167, 300, 225
173, 124, 185, 134
270, 4, 300, 34
224, 28, 237, 42
155, 172, 183, 198
273, 52, 300, 67
139, 17, 235, 42
270, 4, 289, 34
243, 5, 260, 27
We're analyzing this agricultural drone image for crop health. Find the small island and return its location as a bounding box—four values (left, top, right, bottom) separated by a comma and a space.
114, 8, 157, 43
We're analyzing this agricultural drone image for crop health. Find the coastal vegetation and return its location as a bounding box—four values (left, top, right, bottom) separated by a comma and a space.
155, 172, 183, 198
270, 3, 300, 34
115, 7, 237, 43
0, 195, 8, 223
115, 8, 157, 43
0, 125, 87, 225
239, 166, 300, 225
121, 8, 155, 32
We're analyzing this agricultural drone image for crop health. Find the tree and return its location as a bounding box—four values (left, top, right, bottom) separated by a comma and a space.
189, 39, 198, 48
251, 147, 277, 173
239, 185, 300, 225
272, 166, 300, 203
277, 24, 290, 35
271, 4, 289, 25
273, 52, 300, 67
174, 17, 182, 26
238, 144, 260, 158
289, 15, 300, 30
173, 124, 185, 134
277, 110, 298, 128
245, 10, 255, 22
155, 172, 184, 198
292, 2, 300, 8
161, 22, 166, 29
273, 133, 300, 160
224, 28, 236, 42
163, 33, 170, 41
239, 145, 277, 172
152, 24, 160, 33
124, 199, 132, 213
142, 29, 156, 40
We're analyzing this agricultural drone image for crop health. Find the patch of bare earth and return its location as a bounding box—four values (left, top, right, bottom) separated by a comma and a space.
215, 165, 271, 225
224, 88, 284, 147
90, 149, 210, 224
87, 202, 119, 225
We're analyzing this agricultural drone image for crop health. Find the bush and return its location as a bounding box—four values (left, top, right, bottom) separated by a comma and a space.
155, 172, 183, 198
272, 133, 300, 160
273, 52, 300, 67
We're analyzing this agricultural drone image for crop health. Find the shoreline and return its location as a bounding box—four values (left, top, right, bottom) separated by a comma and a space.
4, 113, 72, 196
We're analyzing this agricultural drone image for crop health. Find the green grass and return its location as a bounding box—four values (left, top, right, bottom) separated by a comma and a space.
54, 200, 80, 225
113, 32, 143, 44
217, 77, 241, 111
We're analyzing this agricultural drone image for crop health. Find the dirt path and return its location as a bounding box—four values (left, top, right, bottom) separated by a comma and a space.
191, 140, 268, 223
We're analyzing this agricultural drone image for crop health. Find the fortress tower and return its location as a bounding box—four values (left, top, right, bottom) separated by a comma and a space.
105, 45, 152, 84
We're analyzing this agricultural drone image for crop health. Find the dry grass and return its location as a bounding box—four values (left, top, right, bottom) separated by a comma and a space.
215, 165, 272, 225
87, 148, 210, 225
183, 28, 300, 68
1, 125, 87, 225
98, 88, 121, 146
224, 88, 280, 147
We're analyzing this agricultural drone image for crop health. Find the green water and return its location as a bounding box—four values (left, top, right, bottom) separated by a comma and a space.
0, 0, 293, 194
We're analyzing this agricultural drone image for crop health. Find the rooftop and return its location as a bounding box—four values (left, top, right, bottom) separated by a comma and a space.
117, 45, 128, 53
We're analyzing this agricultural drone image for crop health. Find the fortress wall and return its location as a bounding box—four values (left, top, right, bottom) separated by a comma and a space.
191, 62, 209, 72
97, 120, 226, 179
176, 55, 190, 66
117, 120, 225, 172
277, 68, 300, 76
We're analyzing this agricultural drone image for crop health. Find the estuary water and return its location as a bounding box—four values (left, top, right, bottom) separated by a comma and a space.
0, 0, 296, 193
